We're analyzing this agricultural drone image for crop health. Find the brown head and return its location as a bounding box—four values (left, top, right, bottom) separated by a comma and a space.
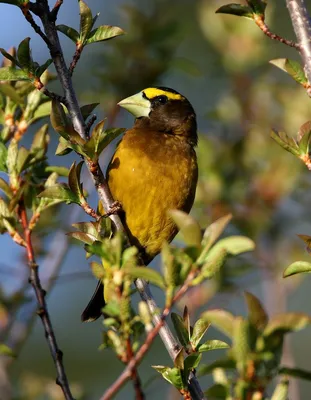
118, 86, 198, 146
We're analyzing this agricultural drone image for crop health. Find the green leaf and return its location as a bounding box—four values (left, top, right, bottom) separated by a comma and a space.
264, 313, 311, 337
0, 83, 23, 104
204, 384, 228, 399
30, 124, 49, 160
0, 141, 8, 172
271, 128, 301, 156
247, 0, 267, 15
0, 67, 29, 81
0, 343, 15, 357
200, 247, 227, 279
283, 261, 311, 277
279, 366, 311, 381
68, 162, 84, 200
38, 184, 80, 204
16, 146, 31, 174
34, 58, 53, 78
80, 103, 99, 120
174, 348, 184, 370
298, 234, 311, 254
270, 58, 308, 86
55, 137, 73, 156
0, 178, 12, 198
90, 261, 105, 279
84, 125, 124, 158
200, 214, 232, 259
51, 100, 85, 146
244, 291, 268, 330
56, 25, 80, 43
232, 317, 250, 374
271, 378, 289, 400
169, 210, 202, 247
0, 48, 19, 67
216, 4, 254, 19
201, 309, 235, 338
124, 266, 165, 289
67, 231, 96, 245
190, 318, 211, 350
171, 312, 190, 348
17, 37, 32, 70
152, 366, 185, 390
184, 353, 202, 373
197, 340, 229, 353
86, 25, 125, 44
297, 121, 311, 155
79, 0, 93, 43
29, 101, 51, 124
45, 166, 69, 177
212, 235, 255, 256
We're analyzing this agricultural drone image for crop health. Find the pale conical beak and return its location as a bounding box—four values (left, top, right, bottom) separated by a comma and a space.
117, 91, 151, 118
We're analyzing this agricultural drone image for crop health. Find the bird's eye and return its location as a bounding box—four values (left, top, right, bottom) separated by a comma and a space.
155, 95, 168, 104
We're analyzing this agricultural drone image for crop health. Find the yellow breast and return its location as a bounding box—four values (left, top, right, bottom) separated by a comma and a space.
107, 128, 198, 262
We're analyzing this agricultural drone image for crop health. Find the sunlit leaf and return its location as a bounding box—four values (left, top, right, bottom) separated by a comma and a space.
38, 184, 80, 204
152, 366, 185, 390
197, 340, 229, 353
79, 0, 93, 43
199, 214, 232, 260
124, 266, 165, 289
271, 378, 289, 400
270, 58, 308, 86
86, 25, 125, 44
0, 67, 29, 81
191, 319, 210, 350
0, 142, 8, 172
0, 343, 15, 357
283, 261, 311, 277
270, 129, 300, 156
232, 317, 250, 374
57, 25, 79, 43
169, 210, 202, 247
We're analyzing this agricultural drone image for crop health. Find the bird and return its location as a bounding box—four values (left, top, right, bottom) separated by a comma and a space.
81, 86, 198, 322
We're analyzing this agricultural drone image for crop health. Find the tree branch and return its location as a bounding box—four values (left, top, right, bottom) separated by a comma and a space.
101, 271, 200, 400
18, 202, 74, 400
25, 2, 205, 398
286, 0, 311, 94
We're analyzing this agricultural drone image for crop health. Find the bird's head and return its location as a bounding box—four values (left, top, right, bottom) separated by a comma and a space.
118, 87, 197, 146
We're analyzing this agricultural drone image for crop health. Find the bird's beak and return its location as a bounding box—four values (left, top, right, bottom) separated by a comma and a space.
117, 91, 151, 118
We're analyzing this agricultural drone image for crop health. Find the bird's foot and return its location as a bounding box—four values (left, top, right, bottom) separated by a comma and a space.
104, 200, 123, 218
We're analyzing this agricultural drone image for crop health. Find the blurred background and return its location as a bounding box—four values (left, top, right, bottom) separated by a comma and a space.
1, 0, 311, 398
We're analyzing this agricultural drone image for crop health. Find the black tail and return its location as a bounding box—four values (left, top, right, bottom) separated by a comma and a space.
81, 281, 105, 322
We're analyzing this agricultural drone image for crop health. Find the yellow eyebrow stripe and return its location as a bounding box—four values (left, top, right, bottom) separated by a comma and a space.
143, 88, 183, 100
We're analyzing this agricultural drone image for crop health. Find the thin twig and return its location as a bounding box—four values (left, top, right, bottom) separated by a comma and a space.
69, 45, 83, 76
24, 2, 205, 399
21, 5, 51, 49
286, 0, 311, 95
34, 78, 67, 104
18, 202, 74, 400
254, 14, 300, 49
101, 271, 198, 400
50, 0, 63, 22
126, 338, 145, 400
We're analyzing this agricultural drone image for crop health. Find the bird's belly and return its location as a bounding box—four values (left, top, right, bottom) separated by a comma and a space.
107, 147, 197, 259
